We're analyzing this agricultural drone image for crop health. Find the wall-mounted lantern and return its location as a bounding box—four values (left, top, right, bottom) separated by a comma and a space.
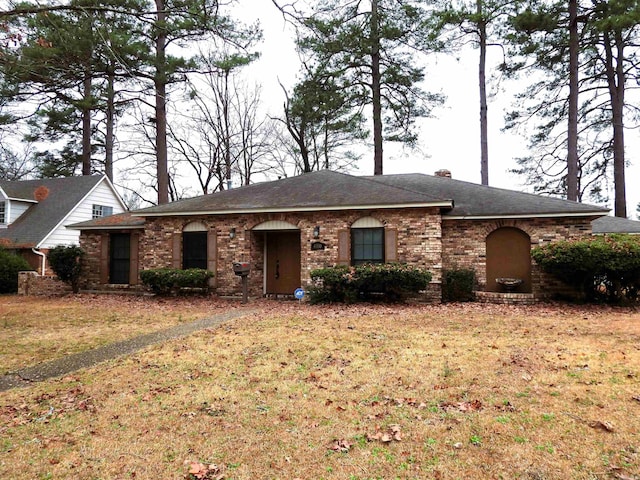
313, 225, 320, 239
229, 227, 236, 239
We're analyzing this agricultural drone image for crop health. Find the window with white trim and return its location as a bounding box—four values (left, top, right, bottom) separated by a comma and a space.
92, 204, 113, 219
0, 202, 5, 224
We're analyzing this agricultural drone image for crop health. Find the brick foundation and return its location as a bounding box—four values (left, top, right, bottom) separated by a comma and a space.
474, 291, 536, 305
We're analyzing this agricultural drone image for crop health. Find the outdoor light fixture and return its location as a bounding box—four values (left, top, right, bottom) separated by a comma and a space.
229, 227, 236, 239
313, 226, 320, 239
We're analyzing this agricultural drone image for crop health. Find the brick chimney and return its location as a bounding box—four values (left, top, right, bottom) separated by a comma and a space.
434, 169, 452, 178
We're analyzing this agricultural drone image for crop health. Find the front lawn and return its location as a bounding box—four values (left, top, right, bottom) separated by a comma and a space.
1, 299, 639, 479
0, 294, 237, 373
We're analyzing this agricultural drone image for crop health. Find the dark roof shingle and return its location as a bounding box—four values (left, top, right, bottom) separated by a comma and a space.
135, 170, 451, 216
592, 215, 640, 234
132, 170, 608, 218
367, 174, 609, 217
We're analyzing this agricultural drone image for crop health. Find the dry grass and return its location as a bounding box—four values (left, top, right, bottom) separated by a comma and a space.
1, 299, 639, 479
0, 294, 233, 373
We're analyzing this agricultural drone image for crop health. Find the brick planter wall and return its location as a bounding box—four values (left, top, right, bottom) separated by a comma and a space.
18, 271, 72, 296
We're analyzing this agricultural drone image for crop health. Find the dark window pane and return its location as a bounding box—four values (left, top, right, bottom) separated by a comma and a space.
351, 227, 384, 265
110, 233, 130, 284
183, 232, 207, 270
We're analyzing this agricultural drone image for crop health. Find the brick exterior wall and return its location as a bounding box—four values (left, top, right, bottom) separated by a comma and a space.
441, 217, 593, 300
78, 208, 443, 299
73, 211, 596, 302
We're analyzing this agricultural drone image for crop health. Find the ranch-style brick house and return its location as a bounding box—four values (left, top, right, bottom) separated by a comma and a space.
71, 169, 611, 302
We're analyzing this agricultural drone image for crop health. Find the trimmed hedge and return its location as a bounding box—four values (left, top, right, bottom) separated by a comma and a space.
140, 268, 214, 295
532, 234, 640, 303
442, 267, 476, 302
48, 245, 85, 293
0, 248, 33, 293
309, 263, 432, 304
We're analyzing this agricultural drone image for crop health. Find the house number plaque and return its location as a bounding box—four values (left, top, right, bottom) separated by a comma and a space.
311, 241, 326, 251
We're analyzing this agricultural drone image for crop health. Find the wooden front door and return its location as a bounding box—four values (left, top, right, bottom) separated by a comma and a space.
266, 232, 301, 295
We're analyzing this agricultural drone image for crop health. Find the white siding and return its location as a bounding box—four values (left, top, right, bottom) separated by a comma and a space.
9, 201, 32, 224
42, 180, 125, 248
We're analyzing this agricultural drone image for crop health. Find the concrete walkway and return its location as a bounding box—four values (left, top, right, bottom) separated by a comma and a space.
0, 308, 256, 392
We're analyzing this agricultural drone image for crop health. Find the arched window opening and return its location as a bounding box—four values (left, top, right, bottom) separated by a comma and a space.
486, 227, 532, 293
183, 222, 207, 270
351, 217, 385, 265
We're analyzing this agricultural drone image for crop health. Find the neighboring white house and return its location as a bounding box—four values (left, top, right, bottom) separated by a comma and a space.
0, 175, 126, 274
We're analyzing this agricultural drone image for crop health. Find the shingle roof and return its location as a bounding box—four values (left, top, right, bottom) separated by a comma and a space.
135, 170, 452, 216
68, 211, 146, 230
0, 175, 105, 247
592, 215, 640, 234
367, 173, 608, 217
132, 170, 608, 218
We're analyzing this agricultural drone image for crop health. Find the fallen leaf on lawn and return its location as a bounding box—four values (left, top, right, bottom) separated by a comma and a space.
632, 395, 640, 403
367, 424, 402, 443
589, 420, 615, 432
186, 461, 223, 480
328, 439, 353, 453
440, 400, 483, 413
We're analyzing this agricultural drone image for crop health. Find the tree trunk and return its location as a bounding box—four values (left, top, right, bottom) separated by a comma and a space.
603, 31, 627, 217
371, 0, 383, 175
155, 0, 169, 205
82, 73, 92, 176
222, 69, 232, 189
566, 0, 579, 201
105, 66, 115, 182
477, 0, 488, 186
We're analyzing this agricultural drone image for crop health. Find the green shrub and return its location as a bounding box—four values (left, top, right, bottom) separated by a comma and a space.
442, 267, 476, 302
140, 268, 214, 295
48, 245, 85, 293
0, 248, 33, 293
532, 234, 640, 303
309, 263, 432, 304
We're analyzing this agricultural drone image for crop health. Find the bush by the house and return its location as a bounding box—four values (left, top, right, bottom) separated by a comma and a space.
140, 268, 214, 295
48, 245, 85, 294
442, 267, 476, 302
532, 234, 640, 303
309, 263, 432, 304
0, 248, 33, 293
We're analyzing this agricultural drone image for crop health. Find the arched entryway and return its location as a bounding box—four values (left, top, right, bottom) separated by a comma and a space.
253, 220, 301, 295
486, 227, 532, 293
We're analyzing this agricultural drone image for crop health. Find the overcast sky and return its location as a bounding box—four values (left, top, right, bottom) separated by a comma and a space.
233, 1, 639, 217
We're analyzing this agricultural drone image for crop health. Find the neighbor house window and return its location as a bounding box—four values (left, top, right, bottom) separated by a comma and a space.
92, 204, 113, 219
0, 202, 5, 224
182, 222, 208, 270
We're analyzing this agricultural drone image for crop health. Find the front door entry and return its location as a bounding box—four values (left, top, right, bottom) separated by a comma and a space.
110, 233, 130, 284
266, 231, 301, 295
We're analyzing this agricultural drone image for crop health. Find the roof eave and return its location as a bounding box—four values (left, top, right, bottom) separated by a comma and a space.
67, 224, 145, 231
443, 211, 609, 220
7, 197, 38, 204
133, 201, 454, 217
